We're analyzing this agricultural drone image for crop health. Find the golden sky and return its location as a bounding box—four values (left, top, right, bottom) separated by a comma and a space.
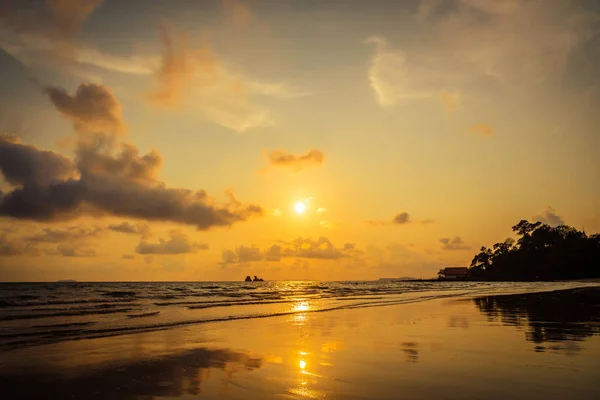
0, 0, 599, 281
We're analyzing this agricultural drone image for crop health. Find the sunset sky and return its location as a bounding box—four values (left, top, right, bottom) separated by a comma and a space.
1, 0, 599, 281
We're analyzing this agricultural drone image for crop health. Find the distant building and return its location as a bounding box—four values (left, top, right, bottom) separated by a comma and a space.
440, 267, 469, 280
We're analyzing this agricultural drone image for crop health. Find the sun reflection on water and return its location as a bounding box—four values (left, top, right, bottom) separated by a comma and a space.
294, 301, 310, 312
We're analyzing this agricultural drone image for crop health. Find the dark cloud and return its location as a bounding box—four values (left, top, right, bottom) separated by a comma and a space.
0, 0, 103, 41
0, 134, 77, 187
393, 212, 410, 224
221, 237, 361, 264
122, 254, 135, 260
421, 218, 435, 224
439, 236, 471, 251
108, 221, 150, 236
532, 207, 565, 227
267, 149, 325, 170
44, 83, 125, 135
0, 83, 263, 228
368, 211, 411, 226
0, 234, 38, 256
49, 243, 96, 257
25, 226, 102, 243
135, 231, 208, 255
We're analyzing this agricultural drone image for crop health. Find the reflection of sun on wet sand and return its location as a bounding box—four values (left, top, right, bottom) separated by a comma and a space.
1, 286, 599, 399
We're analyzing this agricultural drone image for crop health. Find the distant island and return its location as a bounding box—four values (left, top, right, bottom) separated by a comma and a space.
378, 277, 417, 281
57, 279, 76, 283
245, 275, 264, 282
462, 220, 599, 281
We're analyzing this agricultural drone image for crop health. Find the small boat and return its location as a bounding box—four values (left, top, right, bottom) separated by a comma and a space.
244, 275, 264, 282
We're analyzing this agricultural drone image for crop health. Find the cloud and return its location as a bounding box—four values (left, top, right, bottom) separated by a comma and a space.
266, 149, 325, 170
533, 207, 565, 227
0, 0, 154, 76
48, 243, 96, 257
421, 218, 435, 224
135, 230, 209, 255
368, 211, 411, 226
316, 207, 327, 214
440, 236, 471, 251
0, 84, 264, 228
319, 220, 339, 229
146, 26, 306, 132
44, 83, 125, 135
221, 237, 361, 264
439, 91, 460, 111
0, 234, 38, 256
366, 1, 599, 109
393, 212, 411, 224
469, 123, 493, 137
0, 0, 103, 41
221, 245, 263, 264
365, 242, 444, 278
419, 0, 599, 87
122, 254, 135, 260
365, 36, 450, 108
108, 221, 150, 236
0, 134, 78, 187
25, 226, 102, 243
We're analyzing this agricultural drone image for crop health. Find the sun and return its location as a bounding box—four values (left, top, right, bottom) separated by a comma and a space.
294, 201, 306, 214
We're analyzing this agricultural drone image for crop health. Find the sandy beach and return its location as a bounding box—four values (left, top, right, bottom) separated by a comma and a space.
1, 285, 599, 400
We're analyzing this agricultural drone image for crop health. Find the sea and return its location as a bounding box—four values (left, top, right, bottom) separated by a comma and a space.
1, 280, 597, 351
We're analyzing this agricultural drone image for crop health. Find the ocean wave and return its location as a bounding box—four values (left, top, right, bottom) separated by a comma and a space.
127, 311, 160, 318
0, 308, 134, 321
101, 291, 137, 298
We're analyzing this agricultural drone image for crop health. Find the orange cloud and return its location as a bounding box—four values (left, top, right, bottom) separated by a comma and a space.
439, 236, 471, 251
266, 149, 325, 170
146, 26, 308, 132
147, 26, 219, 108
469, 123, 493, 137
440, 91, 460, 111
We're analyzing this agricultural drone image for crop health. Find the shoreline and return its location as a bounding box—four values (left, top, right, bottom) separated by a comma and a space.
1, 282, 599, 353
1, 285, 599, 400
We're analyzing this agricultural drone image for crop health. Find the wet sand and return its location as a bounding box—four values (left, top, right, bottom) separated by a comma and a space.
1, 287, 599, 399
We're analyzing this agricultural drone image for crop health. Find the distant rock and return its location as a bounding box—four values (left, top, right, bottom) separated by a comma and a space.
245, 276, 252, 282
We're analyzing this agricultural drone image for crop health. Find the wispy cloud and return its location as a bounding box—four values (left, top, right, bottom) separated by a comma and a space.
368, 212, 411, 226
469, 123, 493, 137
108, 221, 150, 237
221, 237, 361, 265
135, 230, 208, 255
366, 1, 599, 112
266, 149, 325, 171
439, 236, 471, 251
0, 0, 157, 76
147, 26, 308, 132
533, 207, 565, 227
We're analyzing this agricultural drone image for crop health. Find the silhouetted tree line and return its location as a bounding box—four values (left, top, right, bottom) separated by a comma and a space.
469, 220, 600, 280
